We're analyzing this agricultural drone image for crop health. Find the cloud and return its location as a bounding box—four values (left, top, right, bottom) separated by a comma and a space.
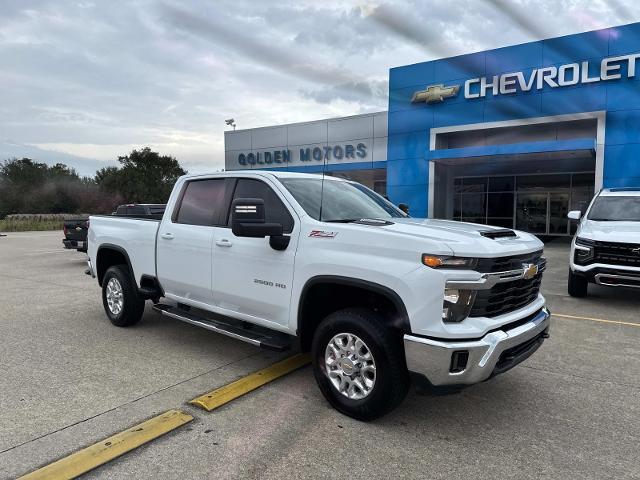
1, 0, 640, 175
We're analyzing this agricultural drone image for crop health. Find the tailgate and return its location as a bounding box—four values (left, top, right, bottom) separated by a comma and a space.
64, 220, 88, 241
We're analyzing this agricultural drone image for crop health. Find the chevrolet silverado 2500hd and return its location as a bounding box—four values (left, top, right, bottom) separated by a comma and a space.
568, 187, 640, 296
87, 171, 550, 420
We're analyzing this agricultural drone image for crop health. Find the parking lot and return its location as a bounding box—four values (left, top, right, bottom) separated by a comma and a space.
1, 231, 639, 479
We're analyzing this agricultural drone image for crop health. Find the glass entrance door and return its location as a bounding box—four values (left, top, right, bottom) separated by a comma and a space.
515, 192, 570, 235
516, 193, 548, 233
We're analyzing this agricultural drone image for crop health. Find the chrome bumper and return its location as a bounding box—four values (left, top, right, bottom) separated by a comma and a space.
404, 307, 550, 386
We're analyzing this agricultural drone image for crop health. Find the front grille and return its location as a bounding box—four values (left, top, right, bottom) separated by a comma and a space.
593, 241, 640, 267
476, 250, 543, 273
470, 274, 543, 318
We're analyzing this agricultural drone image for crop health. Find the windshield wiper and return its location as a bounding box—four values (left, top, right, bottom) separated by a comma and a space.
323, 218, 362, 223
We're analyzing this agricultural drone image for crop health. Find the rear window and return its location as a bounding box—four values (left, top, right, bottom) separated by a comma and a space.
176, 179, 226, 226
148, 206, 166, 214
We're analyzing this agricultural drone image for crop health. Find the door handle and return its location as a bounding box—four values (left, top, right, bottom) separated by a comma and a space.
215, 238, 233, 247
160, 233, 174, 240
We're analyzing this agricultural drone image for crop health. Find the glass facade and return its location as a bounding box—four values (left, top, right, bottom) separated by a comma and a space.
452, 172, 594, 235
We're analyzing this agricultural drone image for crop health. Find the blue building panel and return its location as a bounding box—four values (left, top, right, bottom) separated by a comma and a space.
386, 22, 640, 216
605, 110, 640, 145
387, 132, 428, 160
485, 42, 544, 76
542, 29, 610, 65
482, 92, 542, 122
387, 158, 430, 187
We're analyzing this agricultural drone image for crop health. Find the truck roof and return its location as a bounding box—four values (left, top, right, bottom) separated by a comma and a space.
182, 170, 349, 181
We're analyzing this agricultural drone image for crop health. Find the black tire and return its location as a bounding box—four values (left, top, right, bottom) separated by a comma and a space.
311, 308, 409, 421
102, 265, 145, 327
568, 269, 588, 297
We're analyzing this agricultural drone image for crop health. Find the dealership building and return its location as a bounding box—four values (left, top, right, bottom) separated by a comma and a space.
225, 22, 640, 236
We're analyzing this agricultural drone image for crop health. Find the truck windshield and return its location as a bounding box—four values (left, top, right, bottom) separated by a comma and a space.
279, 177, 406, 222
588, 196, 640, 221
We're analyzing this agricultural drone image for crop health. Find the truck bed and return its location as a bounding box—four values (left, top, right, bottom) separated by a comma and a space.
88, 215, 160, 286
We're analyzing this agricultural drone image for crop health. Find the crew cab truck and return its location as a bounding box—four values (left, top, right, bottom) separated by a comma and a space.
568, 187, 640, 296
87, 171, 550, 420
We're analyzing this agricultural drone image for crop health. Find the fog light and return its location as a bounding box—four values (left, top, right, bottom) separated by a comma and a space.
450, 350, 469, 373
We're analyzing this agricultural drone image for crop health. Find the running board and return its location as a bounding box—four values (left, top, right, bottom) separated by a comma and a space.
152, 304, 291, 351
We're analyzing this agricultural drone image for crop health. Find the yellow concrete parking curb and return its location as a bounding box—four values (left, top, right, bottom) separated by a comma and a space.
190, 353, 311, 412
18, 409, 193, 480
553, 313, 640, 328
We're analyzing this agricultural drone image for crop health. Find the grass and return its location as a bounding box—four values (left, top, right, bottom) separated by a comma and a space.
0, 217, 64, 232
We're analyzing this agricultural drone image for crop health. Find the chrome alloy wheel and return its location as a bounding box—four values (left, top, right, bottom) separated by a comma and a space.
325, 333, 377, 400
106, 277, 124, 316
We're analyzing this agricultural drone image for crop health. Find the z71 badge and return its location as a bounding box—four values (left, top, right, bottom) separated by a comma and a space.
309, 230, 338, 238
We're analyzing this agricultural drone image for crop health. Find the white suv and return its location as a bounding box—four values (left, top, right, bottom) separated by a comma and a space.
568, 188, 640, 297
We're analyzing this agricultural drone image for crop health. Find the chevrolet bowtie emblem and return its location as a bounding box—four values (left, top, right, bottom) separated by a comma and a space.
522, 263, 539, 280
411, 84, 460, 103
632, 247, 640, 255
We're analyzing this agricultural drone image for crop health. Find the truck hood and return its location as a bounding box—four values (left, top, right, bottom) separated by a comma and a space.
579, 220, 640, 243
384, 218, 543, 257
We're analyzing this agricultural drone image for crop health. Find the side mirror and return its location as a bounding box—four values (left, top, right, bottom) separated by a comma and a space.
398, 203, 410, 215
231, 198, 283, 238
567, 210, 582, 220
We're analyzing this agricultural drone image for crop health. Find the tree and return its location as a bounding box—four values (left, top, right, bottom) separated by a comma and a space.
96, 147, 186, 204
0, 158, 120, 217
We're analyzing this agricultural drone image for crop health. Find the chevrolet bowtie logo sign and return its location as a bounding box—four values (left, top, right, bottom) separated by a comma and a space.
522, 263, 539, 280
411, 84, 460, 103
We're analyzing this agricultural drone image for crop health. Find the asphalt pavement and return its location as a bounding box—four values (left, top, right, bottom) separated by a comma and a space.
0, 232, 638, 479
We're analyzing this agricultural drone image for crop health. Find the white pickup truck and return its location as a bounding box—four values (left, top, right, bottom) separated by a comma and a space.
568, 187, 640, 296
87, 171, 550, 420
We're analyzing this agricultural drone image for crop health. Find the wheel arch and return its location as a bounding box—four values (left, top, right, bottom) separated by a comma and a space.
96, 244, 136, 287
297, 275, 410, 352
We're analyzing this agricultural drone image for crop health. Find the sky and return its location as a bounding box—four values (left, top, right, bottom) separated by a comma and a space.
1, 0, 639, 176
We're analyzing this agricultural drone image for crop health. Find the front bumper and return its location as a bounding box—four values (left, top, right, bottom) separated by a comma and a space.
404, 307, 550, 386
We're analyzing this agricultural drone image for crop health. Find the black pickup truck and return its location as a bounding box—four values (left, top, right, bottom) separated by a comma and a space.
63, 204, 166, 253
112, 203, 166, 220
63, 217, 89, 252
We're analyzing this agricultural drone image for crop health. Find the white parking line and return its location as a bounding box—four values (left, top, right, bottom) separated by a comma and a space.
553, 313, 640, 328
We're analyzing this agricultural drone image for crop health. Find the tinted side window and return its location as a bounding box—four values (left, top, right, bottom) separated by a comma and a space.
176, 179, 226, 226
232, 179, 294, 233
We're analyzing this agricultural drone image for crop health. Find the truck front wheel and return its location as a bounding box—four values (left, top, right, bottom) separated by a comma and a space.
102, 265, 145, 327
311, 308, 409, 421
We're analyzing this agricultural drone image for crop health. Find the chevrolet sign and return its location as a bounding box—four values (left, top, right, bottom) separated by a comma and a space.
411, 84, 459, 103
412, 52, 640, 104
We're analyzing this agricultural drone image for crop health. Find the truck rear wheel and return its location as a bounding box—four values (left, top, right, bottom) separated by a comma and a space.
102, 265, 145, 327
568, 269, 588, 297
311, 308, 409, 421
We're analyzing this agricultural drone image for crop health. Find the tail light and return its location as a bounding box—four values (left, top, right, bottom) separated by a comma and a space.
63, 225, 68, 236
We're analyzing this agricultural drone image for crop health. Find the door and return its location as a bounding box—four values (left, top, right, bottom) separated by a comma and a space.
212, 178, 298, 327
156, 178, 228, 305
516, 192, 571, 235
516, 193, 548, 234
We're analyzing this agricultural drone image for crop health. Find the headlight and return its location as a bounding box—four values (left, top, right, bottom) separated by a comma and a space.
442, 288, 476, 323
574, 237, 595, 264
422, 254, 477, 269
